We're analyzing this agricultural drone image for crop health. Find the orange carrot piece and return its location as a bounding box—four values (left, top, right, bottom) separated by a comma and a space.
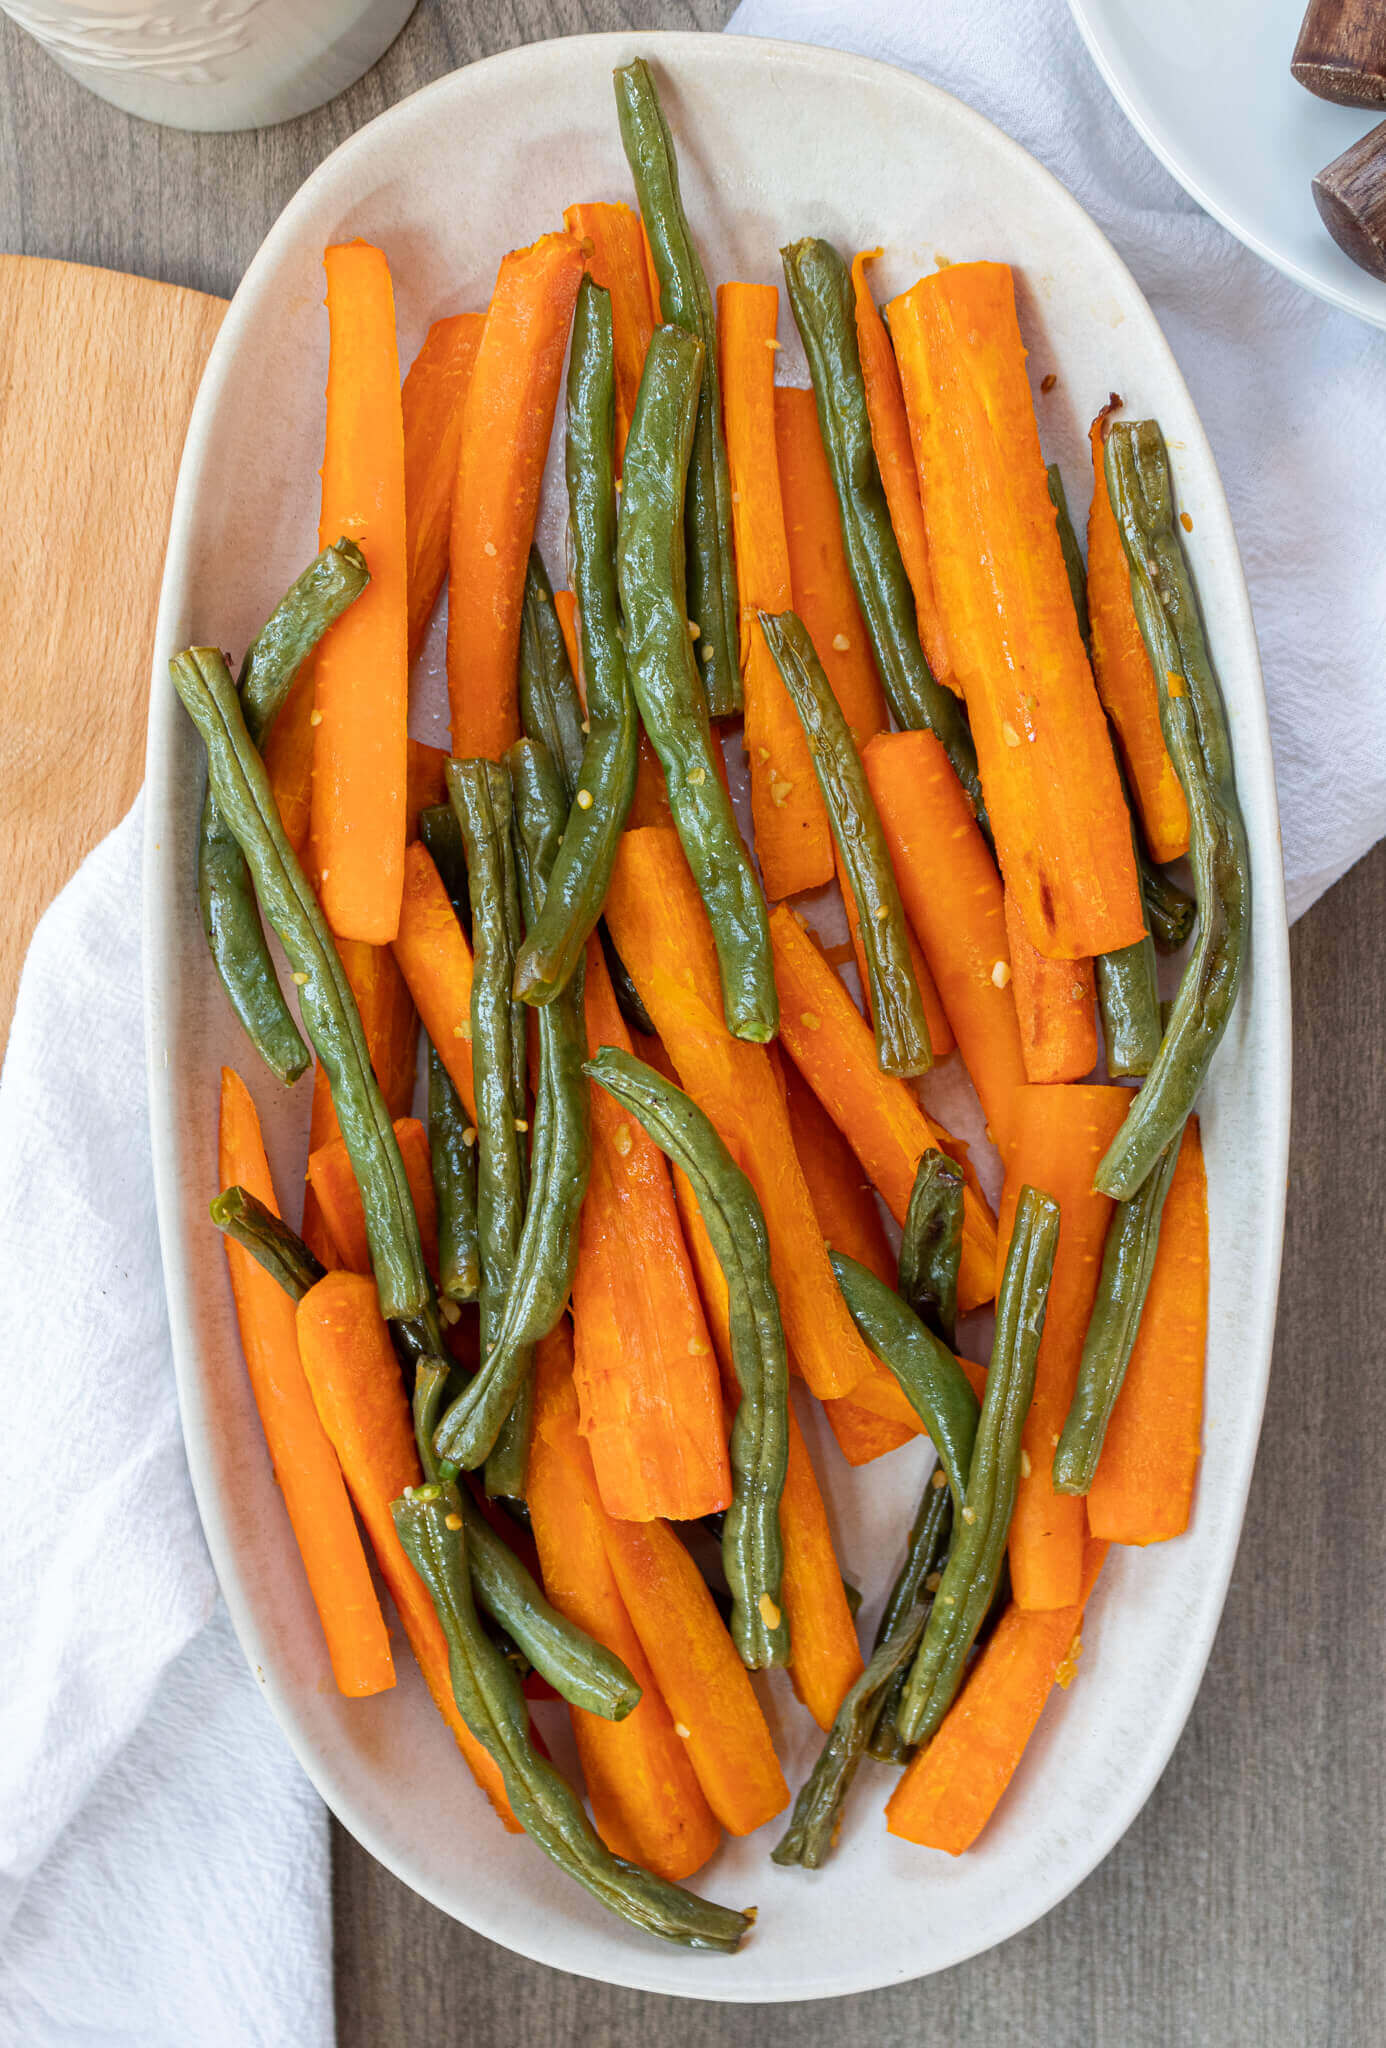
307, 1116, 439, 1279
774, 385, 890, 748
552, 587, 582, 688
864, 729, 1028, 1153
850, 251, 953, 688
389, 841, 476, 1118
600, 1511, 789, 1835
530, 1330, 722, 1879
572, 939, 731, 1523
1087, 405, 1190, 862
564, 202, 657, 471
996, 1085, 1128, 1609
447, 233, 584, 759
218, 1070, 394, 1697
405, 740, 449, 838
295, 1271, 519, 1826
263, 664, 318, 856
1088, 1119, 1207, 1544
768, 904, 997, 1311
886, 1537, 1108, 1852
310, 241, 408, 944
835, 839, 954, 1058
1003, 889, 1098, 1085
604, 828, 880, 1402
402, 311, 485, 662
718, 282, 834, 900
888, 264, 1144, 959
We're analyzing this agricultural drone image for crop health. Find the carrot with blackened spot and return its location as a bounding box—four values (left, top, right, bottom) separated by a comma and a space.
402, 312, 485, 662
1004, 889, 1098, 1084
447, 233, 585, 759
564, 203, 657, 471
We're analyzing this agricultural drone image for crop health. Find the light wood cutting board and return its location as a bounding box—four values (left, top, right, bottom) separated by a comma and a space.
0, 256, 227, 1051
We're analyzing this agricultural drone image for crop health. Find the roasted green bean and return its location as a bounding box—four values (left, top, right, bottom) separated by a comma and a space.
1095, 813, 1164, 1079
760, 608, 931, 1076
209, 1183, 326, 1296
418, 802, 470, 926
897, 1150, 964, 1347
867, 1475, 954, 1765
829, 1251, 979, 1508
896, 1185, 1059, 1747
1046, 462, 1091, 649
780, 237, 984, 826
617, 323, 777, 1043
428, 1044, 479, 1303
1095, 422, 1251, 1200
173, 647, 429, 1319
614, 57, 741, 719
1141, 848, 1197, 955
585, 1046, 790, 1671
518, 547, 586, 801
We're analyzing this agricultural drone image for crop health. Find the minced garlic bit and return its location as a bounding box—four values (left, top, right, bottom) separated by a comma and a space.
688, 764, 706, 786
941, 1594, 955, 1605
675, 1722, 691, 1740
765, 337, 782, 351
961, 1505, 977, 1524
800, 1010, 821, 1031
687, 620, 701, 639
613, 1122, 633, 1158
874, 903, 889, 921
580, 718, 590, 735
1056, 1631, 1083, 1689
482, 539, 497, 558
832, 633, 851, 652
1001, 720, 1021, 748
757, 746, 771, 763
444, 1512, 463, 1532
689, 1339, 709, 1356
439, 1297, 461, 1326
453, 1021, 473, 1040
991, 960, 1012, 988
924, 1570, 943, 1592
292, 972, 309, 986
575, 788, 594, 810
1020, 1448, 1032, 1477
931, 1466, 947, 1489
462, 1126, 477, 1147
758, 1594, 782, 1628
770, 774, 793, 807
515, 1118, 529, 1134
1180, 511, 1194, 533
309, 708, 323, 727
1167, 670, 1186, 699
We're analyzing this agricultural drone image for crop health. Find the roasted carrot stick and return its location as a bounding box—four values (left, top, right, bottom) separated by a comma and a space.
996, 1086, 1127, 1608
864, 729, 1028, 1153
310, 241, 409, 945
718, 282, 834, 900
774, 385, 890, 748
600, 1511, 789, 1835
887, 264, 1144, 959
768, 904, 997, 1310
564, 202, 657, 470
295, 1270, 518, 1825
572, 938, 731, 1523
218, 1070, 394, 1697
389, 840, 476, 1117
528, 1325, 722, 1879
850, 251, 953, 688
447, 233, 585, 759
1087, 404, 1189, 863
263, 666, 317, 857
835, 840, 954, 1057
603, 827, 880, 1402
1088, 1118, 1207, 1544
402, 312, 485, 662
1003, 889, 1098, 1084
405, 740, 449, 836
307, 1116, 439, 1279
886, 1537, 1108, 1852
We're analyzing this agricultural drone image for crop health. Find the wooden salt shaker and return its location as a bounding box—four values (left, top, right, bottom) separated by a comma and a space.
1312, 121, 1386, 278
1293, 0, 1386, 105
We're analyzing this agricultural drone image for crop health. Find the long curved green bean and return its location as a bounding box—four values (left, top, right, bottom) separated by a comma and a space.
428, 1045, 479, 1303
896, 1185, 1059, 1747
867, 1474, 953, 1766
209, 1183, 326, 1296
1054, 1127, 1184, 1494
419, 803, 470, 926
614, 57, 741, 720
760, 608, 931, 1076
173, 647, 429, 1319
1094, 422, 1251, 1200
829, 1251, 979, 1509
780, 238, 984, 826
435, 746, 591, 1474
896, 1150, 964, 1348
773, 1481, 951, 1866
1046, 463, 1091, 648
617, 323, 777, 1043
439, 759, 531, 1494
514, 282, 640, 1008
518, 547, 586, 800
197, 540, 368, 1085
1142, 849, 1197, 955
585, 1046, 790, 1671
392, 1484, 751, 1949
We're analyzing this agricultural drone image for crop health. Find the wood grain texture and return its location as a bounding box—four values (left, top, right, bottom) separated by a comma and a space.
4, 0, 1382, 2040
0, 258, 225, 1045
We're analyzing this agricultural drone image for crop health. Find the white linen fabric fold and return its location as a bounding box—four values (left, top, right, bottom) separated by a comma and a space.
3, 3, 1382, 2038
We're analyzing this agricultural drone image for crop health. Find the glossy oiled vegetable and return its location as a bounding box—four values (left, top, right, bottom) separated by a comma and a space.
428, 1046, 479, 1304
517, 549, 586, 799
1054, 1126, 1185, 1495
198, 540, 368, 1085
563, 202, 656, 469
435, 746, 591, 1473
389, 842, 476, 1116
614, 57, 742, 719
585, 1046, 790, 1672
897, 1186, 1060, 1747
773, 1481, 951, 1865
866, 1477, 954, 1766
759, 609, 932, 1078
1094, 421, 1252, 1201
828, 1251, 980, 1509
1093, 829, 1164, 1080
514, 283, 640, 1006
616, 324, 776, 1043
307, 1116, 437, 1280
392, 1484, 752, 1949
898, 1149, 965, 1347
211, 1181, 327, 1297
779, 236, 984, 820
172, 646, 429, 1320
402, 312, 484, 661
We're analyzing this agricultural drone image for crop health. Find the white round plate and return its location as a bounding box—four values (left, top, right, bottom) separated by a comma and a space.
144, 30, 1290, 2001
1069, 0, 1386, 329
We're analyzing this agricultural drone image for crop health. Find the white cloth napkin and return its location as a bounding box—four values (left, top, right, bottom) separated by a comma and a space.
3, 4, 1384, 2041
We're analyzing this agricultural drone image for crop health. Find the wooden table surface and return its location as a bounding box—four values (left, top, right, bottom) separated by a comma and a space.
5, 3, 1381, 2041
